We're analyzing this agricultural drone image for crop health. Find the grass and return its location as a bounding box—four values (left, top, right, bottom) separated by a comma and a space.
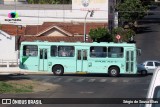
0, 81, 33, 93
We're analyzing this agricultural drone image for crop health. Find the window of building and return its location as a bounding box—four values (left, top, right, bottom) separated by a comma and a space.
90, 46, 107, 58
108, 47, 123, 58
23, 45, 38, 56
58, 46, 75, 57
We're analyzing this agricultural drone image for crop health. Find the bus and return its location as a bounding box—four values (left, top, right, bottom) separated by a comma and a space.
19, 41, 140, 77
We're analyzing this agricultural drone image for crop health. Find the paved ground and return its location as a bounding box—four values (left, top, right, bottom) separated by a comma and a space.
135, 5, 160, 63
0, 74, 152, 107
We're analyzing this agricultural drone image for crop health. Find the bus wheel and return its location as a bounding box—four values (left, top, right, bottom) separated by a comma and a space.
52, 65, 64, 76
108, 67, 120, 77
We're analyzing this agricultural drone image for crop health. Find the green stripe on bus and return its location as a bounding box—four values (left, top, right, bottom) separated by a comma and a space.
22, 56, 29, 64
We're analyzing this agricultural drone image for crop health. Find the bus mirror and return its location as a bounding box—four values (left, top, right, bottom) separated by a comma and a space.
137, 49, 141, 56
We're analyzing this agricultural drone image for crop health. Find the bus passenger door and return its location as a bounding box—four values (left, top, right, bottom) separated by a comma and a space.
39, 48, 48, 71
76, 49, 88, 72
126, 50, 135, 73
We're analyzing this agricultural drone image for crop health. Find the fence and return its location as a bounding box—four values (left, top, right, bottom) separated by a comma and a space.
0, 59, 19, 68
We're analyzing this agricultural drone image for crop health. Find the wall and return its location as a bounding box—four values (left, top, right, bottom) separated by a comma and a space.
0, 30, 17, 61
0, 9, 108, 25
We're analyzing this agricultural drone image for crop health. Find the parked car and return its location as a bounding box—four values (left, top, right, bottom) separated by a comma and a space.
139, 67, 160, 107
137, 60, 160, 75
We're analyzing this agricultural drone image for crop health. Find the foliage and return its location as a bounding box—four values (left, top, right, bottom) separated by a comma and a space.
0, 81, 33, 93
116, 0, 147, 24
89, 27, 113, 42
27, 0, 71, 4
112, 27, 136, 42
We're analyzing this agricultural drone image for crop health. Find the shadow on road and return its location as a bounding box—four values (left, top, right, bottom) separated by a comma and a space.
0, 74, 30, 81
0, 73, 152, 81
62, 73, 151, 78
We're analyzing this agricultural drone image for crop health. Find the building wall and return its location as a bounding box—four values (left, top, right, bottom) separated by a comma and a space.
0, 0, 118, 26
43, 29, 68, 37
0, 9, 108, 25
0, 30, 17, 61
3, 0, 27, 4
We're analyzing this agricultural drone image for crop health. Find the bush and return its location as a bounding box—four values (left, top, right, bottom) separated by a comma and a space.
89, 27, 113, 42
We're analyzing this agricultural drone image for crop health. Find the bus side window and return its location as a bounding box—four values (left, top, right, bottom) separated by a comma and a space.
40, 49, 43, 59
77, 50, 81, 60
83, 50, 87, 60
23, 45, 38, 56
90, 46, 107, 58
44, 49, 47, 59
51, 46, 57, 57
108, 47, 123, 58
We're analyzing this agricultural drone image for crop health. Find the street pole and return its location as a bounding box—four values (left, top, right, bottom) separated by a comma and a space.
84, 10, 94, 42
84, 11, 90, 42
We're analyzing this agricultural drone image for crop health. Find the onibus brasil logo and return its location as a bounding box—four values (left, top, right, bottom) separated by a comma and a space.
5, 12, 21, 23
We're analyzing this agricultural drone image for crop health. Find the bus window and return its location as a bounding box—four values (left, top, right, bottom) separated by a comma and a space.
23, 45, 38, 56
90, 46, 107, 58
44, 49, 47, 59
83, 50, 87, 60
77, 50, 81, 60
108, 47, 123, 58
40, 49, 43, 59
58, 46, 75, 57
51, 46, 57, 57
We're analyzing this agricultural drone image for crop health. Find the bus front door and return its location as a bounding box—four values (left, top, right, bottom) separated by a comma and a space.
76, 49, 88, 72
39, 48, 48, 71
126, 50, 135, 73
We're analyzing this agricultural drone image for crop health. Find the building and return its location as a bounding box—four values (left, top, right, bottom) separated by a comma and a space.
0, 24, 25, 68
0, 0, 27, 4
0, 0, 117, 27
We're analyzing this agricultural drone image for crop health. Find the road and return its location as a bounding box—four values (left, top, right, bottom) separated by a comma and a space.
0, 74, 152, 107
135, 5, 160, 63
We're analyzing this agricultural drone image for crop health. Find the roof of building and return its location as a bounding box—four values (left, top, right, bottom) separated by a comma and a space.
0, 22, 107, 42
20, 35, 92, 42
25, 22, 107, 36
0, 24, 25, 36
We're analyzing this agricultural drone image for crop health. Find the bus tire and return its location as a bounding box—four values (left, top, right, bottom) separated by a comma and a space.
108, 67, 120, 77
52, 65, 64, 76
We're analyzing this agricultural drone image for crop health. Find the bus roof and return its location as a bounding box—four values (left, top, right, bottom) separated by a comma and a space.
21, 41, 136, 47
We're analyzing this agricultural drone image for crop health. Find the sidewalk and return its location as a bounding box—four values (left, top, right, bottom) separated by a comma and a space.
0, 67, 53, 75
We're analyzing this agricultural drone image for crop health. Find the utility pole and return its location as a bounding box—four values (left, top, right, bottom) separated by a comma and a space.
84, 10, 94, 42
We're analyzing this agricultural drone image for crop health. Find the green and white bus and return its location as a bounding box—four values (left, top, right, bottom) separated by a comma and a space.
19, 41, 140, 77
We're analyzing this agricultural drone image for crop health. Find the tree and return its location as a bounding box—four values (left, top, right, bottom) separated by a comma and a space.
117, 0, 147, 26
89, 27, 113, 42
112, 27, 136, 42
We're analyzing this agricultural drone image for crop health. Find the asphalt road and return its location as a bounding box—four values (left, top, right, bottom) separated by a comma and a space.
135, 5, 160, 63
0, 74, 152, 107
